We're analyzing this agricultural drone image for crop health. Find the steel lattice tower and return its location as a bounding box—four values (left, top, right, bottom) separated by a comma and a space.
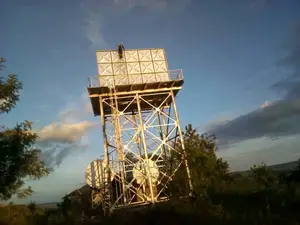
86, 46, 192, 215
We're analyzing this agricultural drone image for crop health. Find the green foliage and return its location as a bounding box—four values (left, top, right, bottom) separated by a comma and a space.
1, 122, 300, 224
0, 119, 51, 200
0, 57, 23, 114
0, 203, 47, 225
250, 163, 279, 192
169, 124, 231, 200
164, 125, 300, 224
27, 201, 36, 216
0, 57, 51, 201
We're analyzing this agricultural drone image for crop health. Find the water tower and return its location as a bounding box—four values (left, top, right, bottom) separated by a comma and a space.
86, 44, 192, 215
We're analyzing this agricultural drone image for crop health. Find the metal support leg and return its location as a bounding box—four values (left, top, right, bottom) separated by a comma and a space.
170, 91, 193, 194
136, 93, 155, 203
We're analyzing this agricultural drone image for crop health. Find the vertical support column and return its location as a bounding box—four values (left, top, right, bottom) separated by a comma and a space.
161, 107, 172, 156
132, 112, 146, 201
132, 113, 142, 158
156, 111, 167, 159
170, 91, 193, 194
112, 89, 127, 206
136, 93, 155, 203
99, 96, 111, 215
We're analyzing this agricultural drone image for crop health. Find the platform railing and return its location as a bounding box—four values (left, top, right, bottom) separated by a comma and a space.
87, 69, 184, 88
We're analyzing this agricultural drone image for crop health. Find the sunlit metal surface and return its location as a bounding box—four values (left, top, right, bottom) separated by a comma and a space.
86, 46, 192, 215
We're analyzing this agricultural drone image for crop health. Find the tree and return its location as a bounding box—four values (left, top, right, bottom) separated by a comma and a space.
0, 57, 22, 114
28, 201, 37, 225
286, 159, 300, 182
56, 196, 75, 224
8, 201, 13, 219
249, 163, 279, 192
169, 125, 231, 200
0, 57, 51, 200
185, 125, 230, 190
28, 201, 37, 217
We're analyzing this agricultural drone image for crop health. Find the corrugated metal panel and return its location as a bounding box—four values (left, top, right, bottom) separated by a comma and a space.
153, 61, 167, 73
140, 61, 154, 73
151, 49, 165, 61
143, 73, 157, 83
115, 75, 129, 85
99, 76, 114, 87
111, 51, 124, 63
98, 64, 113, 76
125, 50, 139, 62
128, 74, 143, 84
127, 62, 141, 74
156, 72, 169, 82
113, 63, 127, 75
138, 49, 151, 61
96, 48, 170, 87
96, 51, 111, 63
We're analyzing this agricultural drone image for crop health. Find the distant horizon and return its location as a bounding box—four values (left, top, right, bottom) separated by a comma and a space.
1, 159, 298, 206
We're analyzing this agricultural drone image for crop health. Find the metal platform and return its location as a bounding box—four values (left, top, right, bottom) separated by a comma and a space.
87, 70, 184, 116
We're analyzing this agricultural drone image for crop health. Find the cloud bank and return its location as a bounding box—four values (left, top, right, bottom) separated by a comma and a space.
36, 92, 97, 168
208, 99, 300, 146
38, 121, 95, 144
205, 22, 300, 169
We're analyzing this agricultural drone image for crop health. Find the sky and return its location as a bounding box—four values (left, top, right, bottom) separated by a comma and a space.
1, 0, 300, 204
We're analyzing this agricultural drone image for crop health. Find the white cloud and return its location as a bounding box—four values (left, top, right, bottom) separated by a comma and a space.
201, 115, 233, 132
35, 90, 97, 167
112, 0, 191, 11
260, 100, 273, 108
57, 90, 92, 123
84, 9, 108, 49
80, 0, 109, 49
80, 0, 191, 48
248, 0, 267, 9
38, 121, 96, 144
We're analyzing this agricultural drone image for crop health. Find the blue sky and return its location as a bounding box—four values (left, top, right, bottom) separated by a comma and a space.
1, 0, 300, 204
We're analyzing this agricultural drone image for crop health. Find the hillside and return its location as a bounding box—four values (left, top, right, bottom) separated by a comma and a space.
267, 160, 298, 171
36, 202, 58, 209
234, 160, 299, 175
